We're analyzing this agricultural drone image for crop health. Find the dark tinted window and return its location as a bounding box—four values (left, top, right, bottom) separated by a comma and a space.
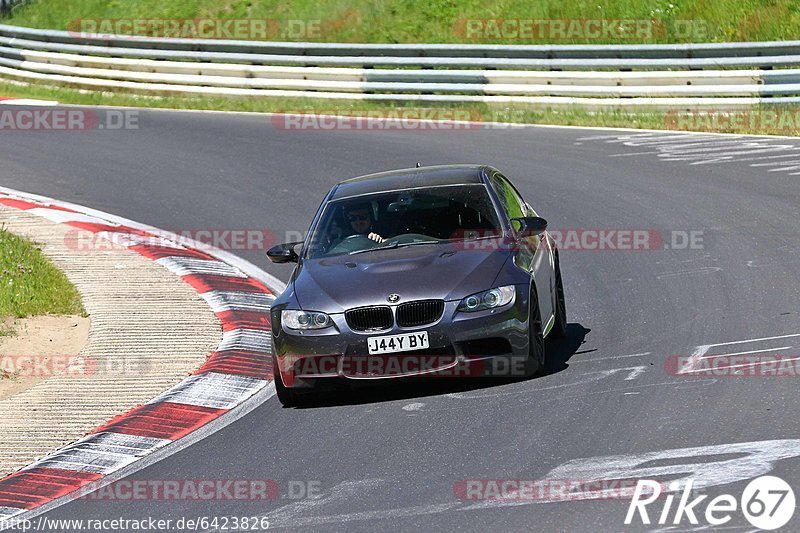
490, 173, 527, 220
306, 185, 502, 258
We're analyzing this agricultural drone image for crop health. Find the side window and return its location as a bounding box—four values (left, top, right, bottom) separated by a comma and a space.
490, 173, 526, 222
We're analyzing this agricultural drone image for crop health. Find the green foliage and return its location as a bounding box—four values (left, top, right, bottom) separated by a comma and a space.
4, 0, 799, 43
0, 227, 85, 319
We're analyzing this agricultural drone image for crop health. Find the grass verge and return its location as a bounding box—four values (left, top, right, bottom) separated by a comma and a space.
3, 0, 800, 44
0, 226, 85, 334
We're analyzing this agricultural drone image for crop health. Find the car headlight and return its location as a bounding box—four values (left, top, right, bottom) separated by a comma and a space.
457, 285, 516, 312
282, 310, 333, 330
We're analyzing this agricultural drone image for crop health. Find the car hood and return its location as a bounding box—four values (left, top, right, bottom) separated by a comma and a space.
293, 243, 512, 312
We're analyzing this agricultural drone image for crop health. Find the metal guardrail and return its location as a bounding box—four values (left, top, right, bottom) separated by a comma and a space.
1, 23, 800, 109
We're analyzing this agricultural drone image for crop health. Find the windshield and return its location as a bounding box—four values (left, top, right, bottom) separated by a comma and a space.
305, 184, 503, 259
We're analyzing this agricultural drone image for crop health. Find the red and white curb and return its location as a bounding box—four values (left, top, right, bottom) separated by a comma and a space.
0, 187, 284, 526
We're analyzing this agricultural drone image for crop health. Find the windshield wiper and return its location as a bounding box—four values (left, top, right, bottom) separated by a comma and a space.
349, 240, 439, 255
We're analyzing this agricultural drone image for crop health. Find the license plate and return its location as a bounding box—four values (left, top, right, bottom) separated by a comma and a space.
367, 331, 429, 355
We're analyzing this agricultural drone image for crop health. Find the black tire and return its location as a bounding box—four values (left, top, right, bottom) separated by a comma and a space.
524, 283, 546, 377
273, 354, 298, 407
551, 252, 568, 339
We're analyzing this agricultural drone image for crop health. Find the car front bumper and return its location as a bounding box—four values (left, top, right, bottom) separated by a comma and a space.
272, 285, 532, 389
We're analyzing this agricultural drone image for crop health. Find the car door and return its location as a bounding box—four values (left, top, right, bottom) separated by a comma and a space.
489, 172, 555, 327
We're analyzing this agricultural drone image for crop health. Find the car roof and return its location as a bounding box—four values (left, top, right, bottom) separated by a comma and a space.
329, 164, 494, 200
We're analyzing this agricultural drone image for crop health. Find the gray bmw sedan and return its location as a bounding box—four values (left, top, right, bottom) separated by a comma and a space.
267, 164, 566, 406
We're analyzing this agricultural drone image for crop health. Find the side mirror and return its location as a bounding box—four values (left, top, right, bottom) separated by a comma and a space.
267, 241, 302, 264
511, 216, 548, 237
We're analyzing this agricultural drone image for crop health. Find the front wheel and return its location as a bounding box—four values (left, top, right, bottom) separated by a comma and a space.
524, 284, 546, 377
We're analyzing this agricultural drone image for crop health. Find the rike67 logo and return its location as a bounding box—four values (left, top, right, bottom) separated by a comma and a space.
626, 476, 795, 530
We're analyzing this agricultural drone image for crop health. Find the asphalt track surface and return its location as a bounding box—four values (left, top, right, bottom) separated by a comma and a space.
3, 108, 800, 532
